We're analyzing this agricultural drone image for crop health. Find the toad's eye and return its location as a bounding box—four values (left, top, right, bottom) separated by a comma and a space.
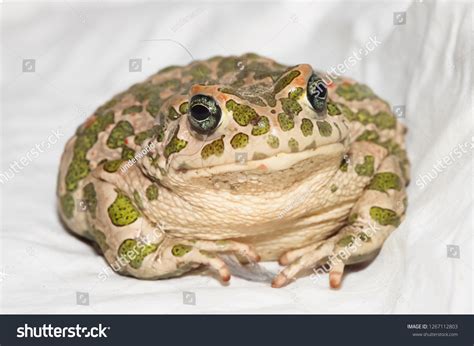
188, 95, 222, 134
307, 74, 327, 113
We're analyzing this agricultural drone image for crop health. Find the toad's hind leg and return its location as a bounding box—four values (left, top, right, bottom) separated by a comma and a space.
83, 176, 258, 281
273, 153, 408, 288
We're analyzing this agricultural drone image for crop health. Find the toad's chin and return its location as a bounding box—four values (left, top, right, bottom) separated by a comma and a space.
164, 142, 347, 192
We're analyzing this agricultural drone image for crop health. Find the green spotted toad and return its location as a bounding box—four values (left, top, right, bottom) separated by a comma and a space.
57, 53, 409, 288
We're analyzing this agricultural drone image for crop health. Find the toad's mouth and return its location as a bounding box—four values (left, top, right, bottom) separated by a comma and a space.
168, 142, 346, 180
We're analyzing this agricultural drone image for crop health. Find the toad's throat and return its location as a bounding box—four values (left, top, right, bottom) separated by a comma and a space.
162, 143, 345, 194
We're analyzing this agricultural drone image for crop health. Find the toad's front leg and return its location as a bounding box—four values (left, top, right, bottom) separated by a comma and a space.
85, 176, 259, 282
272, 145, 408, 288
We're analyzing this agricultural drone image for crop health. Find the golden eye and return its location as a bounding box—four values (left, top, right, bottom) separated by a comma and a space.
188, 95, 222, 134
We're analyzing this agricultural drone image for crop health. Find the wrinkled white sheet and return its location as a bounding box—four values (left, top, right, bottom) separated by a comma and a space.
1, 0, 472, 314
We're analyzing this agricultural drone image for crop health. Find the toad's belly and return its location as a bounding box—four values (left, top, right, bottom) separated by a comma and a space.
232, 199, 355, 261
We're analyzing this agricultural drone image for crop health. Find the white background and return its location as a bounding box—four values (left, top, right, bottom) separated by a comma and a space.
1, 0, 472, 313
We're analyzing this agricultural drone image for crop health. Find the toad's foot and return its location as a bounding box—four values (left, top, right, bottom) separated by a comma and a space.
271, 225, 379, 289
169, 239, 261, 282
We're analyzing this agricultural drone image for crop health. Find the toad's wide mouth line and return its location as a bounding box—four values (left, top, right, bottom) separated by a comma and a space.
169, 142, 346, 178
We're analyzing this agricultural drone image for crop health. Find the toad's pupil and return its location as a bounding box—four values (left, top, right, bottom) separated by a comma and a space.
190, 104, 211, 121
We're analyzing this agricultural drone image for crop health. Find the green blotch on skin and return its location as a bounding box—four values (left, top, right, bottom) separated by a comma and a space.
374, 111, 396, 129
356, 109, 372, 124
201, 137, 225, 159
316, 120, 333, 137
171, 244, 192, 257
118, 239, 158, 269
121, 146, 135, 160
330, 184, 338, 193
67, 111, 114, 192
370, 206, 400, 226
273, 70, 301, 95
280, 87, 304, 116
103, 159, 123, 173
230, 133, 249, 149
179, 102, 189, 114
189, 63, 211, 81
146, 96, 162, 117
251, 116, 270, 135
61, 193, 75, 219
288, 138, 299, 152
336, 83, 374, 101
226, 100, 259, 126
358, 232, 371, 242
135, 125, 164, 145
267, 135, 280, 149
337, 235, 355, 247
301, 118, 314, 137
133, 190, 144, 210
357, 130, 380, 142
91, 226, 109, 253
368, 172, 402, 192
327, 102, 342, 115
122, 105, 143, 115
168, 107, 181, 120
107, 121, 134, 149
65, 158, 90, 191
83, 183, 97, 218
164, 127, 188, 158
338, 103, 356, 120
345, 108, 396, 130
217, 57, 239, 77
277, 112, 295, 131
348, 213, 358, 224
146, 184, 159, 201
107, 191, 140, 227
355, 155, 375, 176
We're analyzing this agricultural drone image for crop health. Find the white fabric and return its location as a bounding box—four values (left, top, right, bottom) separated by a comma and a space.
1, 0, 472, 314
